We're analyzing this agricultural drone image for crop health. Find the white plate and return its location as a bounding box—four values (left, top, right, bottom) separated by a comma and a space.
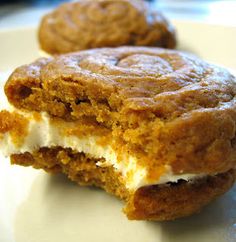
0, 20, 236, 242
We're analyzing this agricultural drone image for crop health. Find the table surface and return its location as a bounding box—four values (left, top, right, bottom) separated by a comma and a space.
0, 0, 236, 29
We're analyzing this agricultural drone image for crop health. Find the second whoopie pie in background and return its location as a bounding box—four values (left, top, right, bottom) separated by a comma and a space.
38, 0, 176, 54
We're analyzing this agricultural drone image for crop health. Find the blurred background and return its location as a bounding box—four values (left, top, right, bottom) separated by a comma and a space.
0, 0, 236, 29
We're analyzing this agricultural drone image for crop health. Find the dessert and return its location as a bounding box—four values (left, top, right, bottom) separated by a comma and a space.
1, 46, 236, 220
38, 0, 176, 54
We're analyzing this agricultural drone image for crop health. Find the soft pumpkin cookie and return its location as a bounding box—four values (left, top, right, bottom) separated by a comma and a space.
1, 46, 236, 220
38, 0, 176, 54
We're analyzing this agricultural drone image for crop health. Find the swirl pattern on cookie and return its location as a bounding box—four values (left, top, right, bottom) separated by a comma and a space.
38, 0, 176, 54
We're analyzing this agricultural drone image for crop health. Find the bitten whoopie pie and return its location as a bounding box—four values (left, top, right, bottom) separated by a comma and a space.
1, 47, 236, 220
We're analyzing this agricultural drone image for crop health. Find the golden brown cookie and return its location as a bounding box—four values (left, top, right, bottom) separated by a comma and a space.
9, 148, 236, 221
38, 0, 176, 54
1, 46, 236, 220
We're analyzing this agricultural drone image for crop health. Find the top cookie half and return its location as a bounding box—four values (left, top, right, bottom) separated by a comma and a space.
38, 0, 176, 54
5, 46, 236, 180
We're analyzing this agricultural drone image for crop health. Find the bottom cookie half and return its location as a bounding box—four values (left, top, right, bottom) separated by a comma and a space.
10, 147, 236, 221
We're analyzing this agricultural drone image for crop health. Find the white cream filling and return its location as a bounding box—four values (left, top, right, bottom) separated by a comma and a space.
0, 110, 205, 190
